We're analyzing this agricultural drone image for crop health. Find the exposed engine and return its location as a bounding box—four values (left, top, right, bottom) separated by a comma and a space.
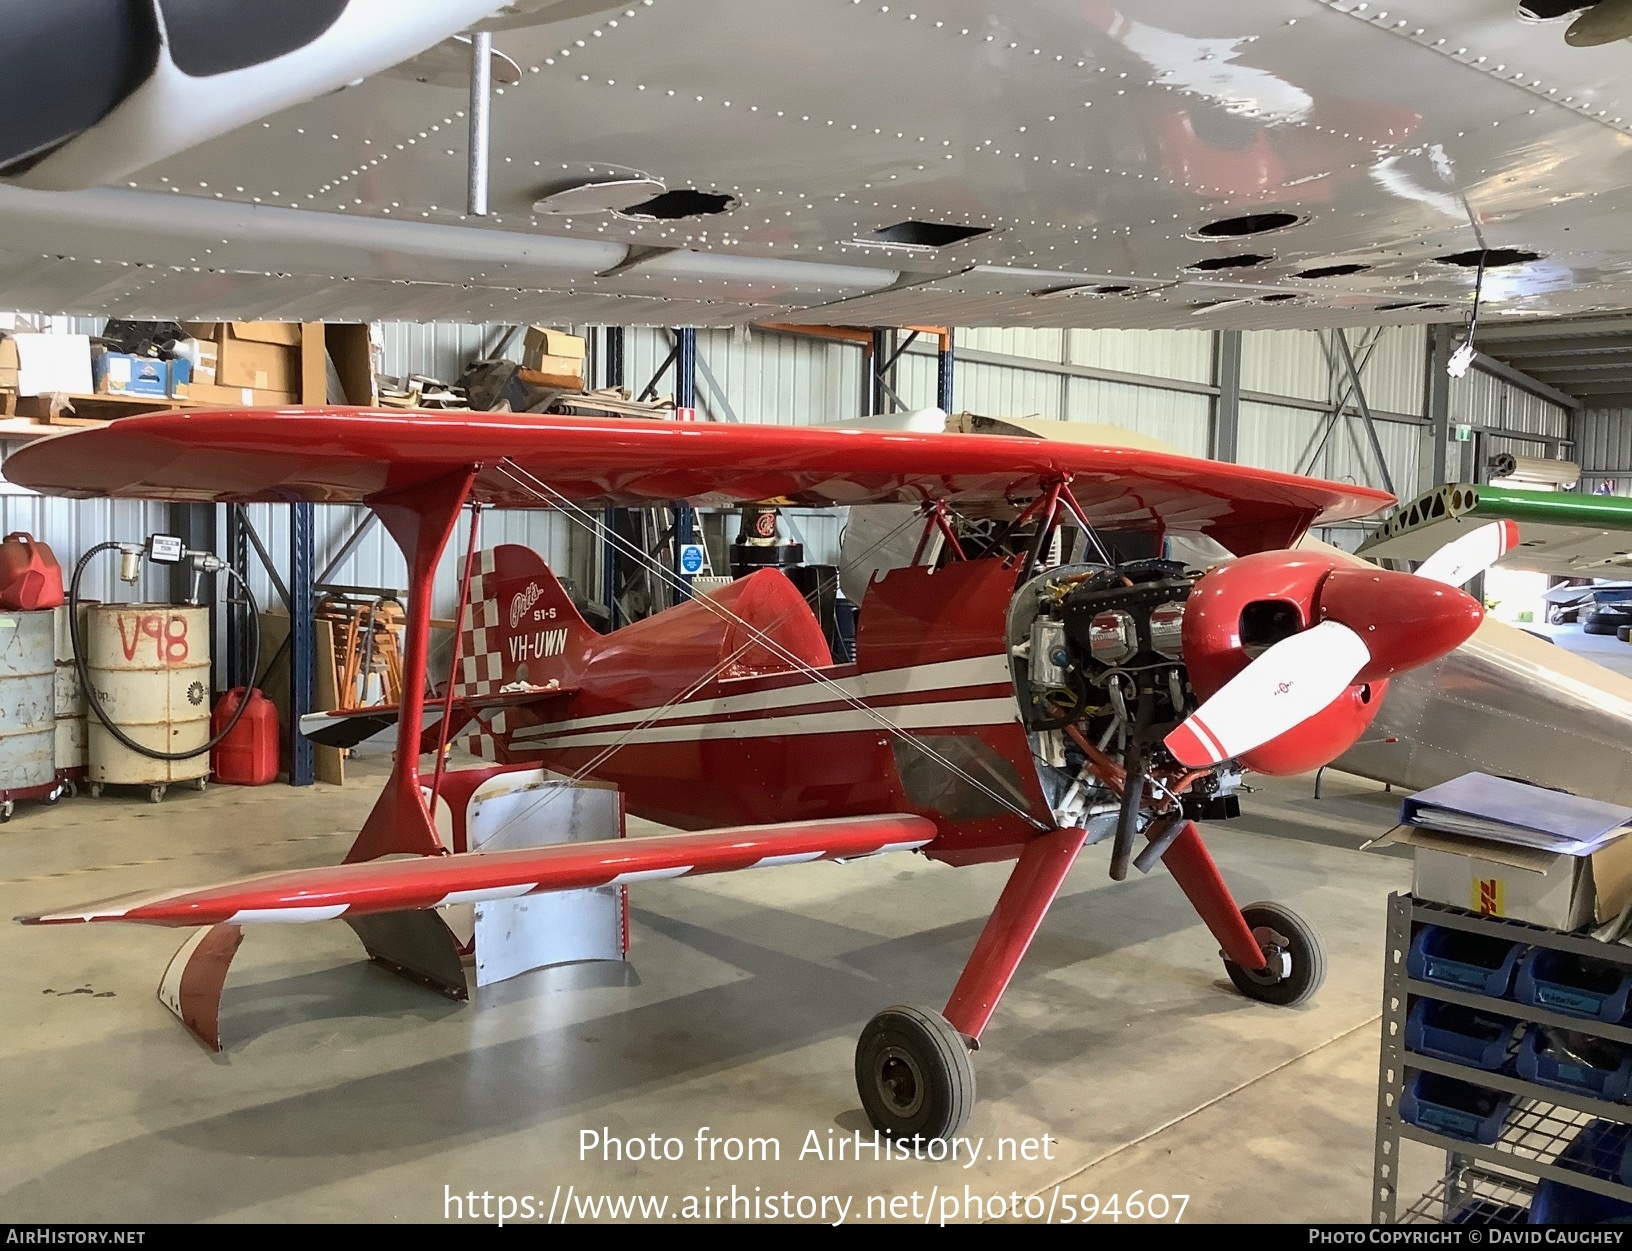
1009, 560, 1243, 843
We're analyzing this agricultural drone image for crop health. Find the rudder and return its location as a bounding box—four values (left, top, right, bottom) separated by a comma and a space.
455, 545, 595, 759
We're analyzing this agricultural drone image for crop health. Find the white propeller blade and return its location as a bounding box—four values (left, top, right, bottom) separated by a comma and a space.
1164, 621, 1372, 767
1414, 519, 1521, 588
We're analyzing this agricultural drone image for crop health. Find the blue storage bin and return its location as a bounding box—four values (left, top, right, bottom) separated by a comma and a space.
1516, 948, 1632, 1023
1401, 1070, 1513, 1144
1531, 1121, 1632, 1223
1529, 1180, 1632, 1225
1518, 1029, 1632, 1102
1406, 999, 1520, 1071
1408, 924, 1525, 996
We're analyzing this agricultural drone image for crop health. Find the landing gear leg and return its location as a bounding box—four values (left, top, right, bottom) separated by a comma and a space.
1155, 819, 1326, 1007
855, 824, 1088, 1141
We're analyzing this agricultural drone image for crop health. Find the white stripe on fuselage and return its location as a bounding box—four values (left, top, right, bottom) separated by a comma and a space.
511, 696, 1021, 753
508, 654, 1012, 742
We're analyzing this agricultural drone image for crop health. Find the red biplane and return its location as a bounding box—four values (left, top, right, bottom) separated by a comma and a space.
10, 408, 1508, 1140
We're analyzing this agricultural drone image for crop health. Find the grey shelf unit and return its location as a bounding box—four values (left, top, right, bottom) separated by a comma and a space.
1376, 893, 1632, 1223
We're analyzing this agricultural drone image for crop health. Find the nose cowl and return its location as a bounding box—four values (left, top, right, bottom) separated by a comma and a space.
1316, 567, 1484, 683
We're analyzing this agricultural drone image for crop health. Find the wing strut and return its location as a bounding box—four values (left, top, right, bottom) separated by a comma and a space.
346, 466, 478, 863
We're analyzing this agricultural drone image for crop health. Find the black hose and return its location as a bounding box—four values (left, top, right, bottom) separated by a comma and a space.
69, 542, 262, 762
1109, 754, 1144, 882
1109, 689, 1156, 882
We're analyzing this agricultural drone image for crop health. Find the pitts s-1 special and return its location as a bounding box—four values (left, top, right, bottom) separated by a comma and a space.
10, 408, 1510, 1140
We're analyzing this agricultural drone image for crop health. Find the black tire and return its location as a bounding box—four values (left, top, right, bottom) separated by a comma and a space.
1586, 611, 1632, 636
1619, 625, 1632, 644
1225, 902, 1326, 1007
855, 1005, 975, 1141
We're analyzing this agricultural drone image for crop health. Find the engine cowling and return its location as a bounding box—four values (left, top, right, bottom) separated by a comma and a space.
1180, 551, 1483, 775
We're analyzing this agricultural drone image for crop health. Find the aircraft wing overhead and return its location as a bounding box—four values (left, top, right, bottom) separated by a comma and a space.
3, 3, 1632, 326
1, 409, 1392, 556
19, 814, 936, 927
1359, 484, 1632, 580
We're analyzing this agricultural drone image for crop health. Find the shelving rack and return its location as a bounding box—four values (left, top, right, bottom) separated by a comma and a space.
1376, 893, 1632, 1223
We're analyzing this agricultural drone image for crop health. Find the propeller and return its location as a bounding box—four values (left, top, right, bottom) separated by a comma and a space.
1415, 518, 1521, 587
1163, 521, 1515, 768
1567, 0, 1632, 46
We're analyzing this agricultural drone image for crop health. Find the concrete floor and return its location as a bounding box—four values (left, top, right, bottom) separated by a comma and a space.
1534, 620, 1632, 680
1, 753, 1418, 1224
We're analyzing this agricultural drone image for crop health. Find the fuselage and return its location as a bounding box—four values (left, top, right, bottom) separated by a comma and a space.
493, 558, 1051, 865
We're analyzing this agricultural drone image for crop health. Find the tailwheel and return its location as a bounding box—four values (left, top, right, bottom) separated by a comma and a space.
1224, 902, 1326, 1007
855, 1005, 975, 1141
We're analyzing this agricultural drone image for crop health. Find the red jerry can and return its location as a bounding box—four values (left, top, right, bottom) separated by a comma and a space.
0, 532, 64, 610
210, 688, 280, 785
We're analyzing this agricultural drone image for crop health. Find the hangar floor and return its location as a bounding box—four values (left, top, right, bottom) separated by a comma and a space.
2, 754, 1420, 1224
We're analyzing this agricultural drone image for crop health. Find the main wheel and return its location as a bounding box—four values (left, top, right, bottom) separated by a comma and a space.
1224, 902, 1326, 1008
855, 1005, 975, 1141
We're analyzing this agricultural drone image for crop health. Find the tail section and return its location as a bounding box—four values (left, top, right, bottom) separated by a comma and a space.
456, 545, 597, 759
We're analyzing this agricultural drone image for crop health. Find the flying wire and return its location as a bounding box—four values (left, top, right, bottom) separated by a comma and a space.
489, 460, 1049, 831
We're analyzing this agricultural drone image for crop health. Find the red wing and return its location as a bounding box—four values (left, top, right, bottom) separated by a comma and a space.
2, 409, 1393, 555
18, 815, 935, 927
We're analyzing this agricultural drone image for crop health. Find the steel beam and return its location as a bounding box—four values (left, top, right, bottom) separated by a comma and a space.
1336, 329, 1395, 496
168, 502, 218, 693
671, 328, 697, 603
869, 327, 891, 414
1428, 324, 1454, 488
1514, 365, 1632, 384
1212, 330, 1241, 463
287, 502, 316, 787
224, 507, 251, 690
602, 327, 625, 625
1495, 337, 1632, 361
1471, 352, 1582, 409
1478, 315, 1632, 342
937, 336, 955, 412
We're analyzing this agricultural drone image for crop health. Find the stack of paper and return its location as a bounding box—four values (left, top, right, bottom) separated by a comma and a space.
1403, 773, 1632, 856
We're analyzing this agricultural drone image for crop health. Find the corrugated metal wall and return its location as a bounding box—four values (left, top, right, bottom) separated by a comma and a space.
0, 314, 1568, 607
1572, 409, 1632, 486
1450, 368, 1571, 443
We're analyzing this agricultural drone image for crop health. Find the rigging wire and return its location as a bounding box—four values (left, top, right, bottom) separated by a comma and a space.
490, 460, 1049, 831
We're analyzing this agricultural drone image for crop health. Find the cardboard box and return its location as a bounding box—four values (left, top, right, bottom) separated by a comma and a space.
523, 327, 586, 370
518, 364, 586, 392
1384, 825, 1632, 930
180, 322, 300, 394
173, 380, 297, 407
173, 337, 217, 387
94, 353, 171, 397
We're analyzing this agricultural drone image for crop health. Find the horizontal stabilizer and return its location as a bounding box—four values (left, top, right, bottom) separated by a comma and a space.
19, 814, 936, 927
299, 687, 573, 748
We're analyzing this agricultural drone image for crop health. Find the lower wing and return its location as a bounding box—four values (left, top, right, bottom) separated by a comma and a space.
19, 815, 936, 927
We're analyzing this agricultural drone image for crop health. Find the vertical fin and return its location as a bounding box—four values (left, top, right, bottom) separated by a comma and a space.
456, 544, 595, 760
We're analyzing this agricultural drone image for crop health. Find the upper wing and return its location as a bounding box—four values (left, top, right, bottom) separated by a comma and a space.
1360, 485, 1632, 580
2, 408, 1392, 556
19, 814, 935, 927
